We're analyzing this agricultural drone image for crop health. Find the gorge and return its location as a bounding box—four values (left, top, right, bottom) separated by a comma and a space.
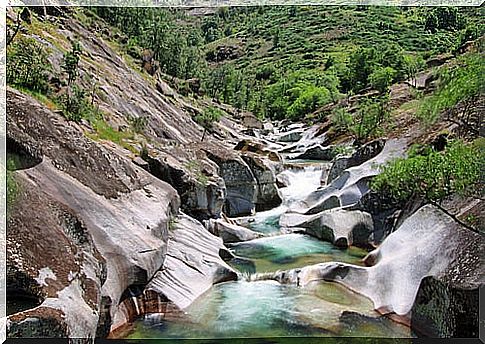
5, 5, 484, 341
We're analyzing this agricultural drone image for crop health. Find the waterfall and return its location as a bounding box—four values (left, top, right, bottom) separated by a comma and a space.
278, 165, 325, 205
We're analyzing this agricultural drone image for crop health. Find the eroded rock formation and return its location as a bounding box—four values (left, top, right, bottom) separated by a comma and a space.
273, 204, 484, 336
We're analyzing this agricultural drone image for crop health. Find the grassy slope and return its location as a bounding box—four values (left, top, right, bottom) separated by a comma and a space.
198, 6, 484, 73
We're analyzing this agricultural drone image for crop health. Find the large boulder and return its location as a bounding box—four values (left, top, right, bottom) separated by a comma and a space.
291, 144, 337, 161
274, 204, 484, 337
7, 174, 106, 339
279, 208, 374, 248
327, 139, 385, 184
144, 215, 238, 310
141, 148, 226, 221
411, 276, 480, 337
291, 138, 406, 215
276, 129, 304, 143
205, 149, 258, 217
7, 88, 218, 337
242, 154, 282, 212
205, 148, 282, 217
205, 218, 263, 243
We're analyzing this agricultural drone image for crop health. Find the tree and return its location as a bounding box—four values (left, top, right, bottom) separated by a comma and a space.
62, 40, 82, 86
424, 7, 464, 33
403, 54, 425, 86
348, 47, 378, 92
287, 85, 332, 120
352, 96, 390, 143
60, 40, 84, 120
272, 28, 280, 49
195, 106, 223, 141
7, 35, 51, 93
369, 67, 396, 94
331, 107, 353, 133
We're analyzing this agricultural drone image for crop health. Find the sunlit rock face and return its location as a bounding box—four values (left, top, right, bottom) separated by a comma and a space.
7, 88, 237, 337
144, 215, 238, 310
326, 139, 386, 184
275, 204, 484, 336
6, 174, 106, 339
7, 88, 181, 337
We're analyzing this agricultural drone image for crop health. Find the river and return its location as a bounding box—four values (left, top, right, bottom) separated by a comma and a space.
126, 161, 414, 340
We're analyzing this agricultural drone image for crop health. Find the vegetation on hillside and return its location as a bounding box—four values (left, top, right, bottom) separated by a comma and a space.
417, 52, 484, 126
5, 6, 484, 230
91, 6, 483, 122
372, 139, 484, 204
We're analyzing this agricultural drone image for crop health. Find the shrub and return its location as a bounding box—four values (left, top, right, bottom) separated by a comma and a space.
62, 40, 82, 85
287, 85, 331, 120
371, 139, 483, 204
59, 85, 90, 122
128, 115, 148, 133
6, 158, 19, 213
330, 107, 353, 133
7, 36, 51, 93
351, 96, 390, 142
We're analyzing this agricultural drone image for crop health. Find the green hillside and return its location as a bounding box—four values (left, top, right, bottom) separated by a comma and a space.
90, 6, 483, 121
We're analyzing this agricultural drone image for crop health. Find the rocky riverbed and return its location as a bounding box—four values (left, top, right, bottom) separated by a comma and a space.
6, 8, 483, 340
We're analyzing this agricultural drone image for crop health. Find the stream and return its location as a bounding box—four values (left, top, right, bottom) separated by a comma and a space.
127, 161, 414, 340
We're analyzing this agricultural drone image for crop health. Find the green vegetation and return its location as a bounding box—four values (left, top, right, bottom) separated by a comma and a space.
194, 106, 223, 141
92, 7, 206, 80
89, 6, 483, 123
6, 159, 20, 213
369, 67, 396, 94
417, 52, 484, 126
371, 139, 484, 204
331, 96, 390, 142
7, 35, 51, 93
59, 40, 89, 122
168, 217, 178, 231
424, 7, 464, 33
128, 115, 148, 134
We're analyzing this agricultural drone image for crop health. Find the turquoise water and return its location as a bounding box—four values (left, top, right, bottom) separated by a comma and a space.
229, 234, 367, 273
128, 280, 412, 339
126, 164, 413, 340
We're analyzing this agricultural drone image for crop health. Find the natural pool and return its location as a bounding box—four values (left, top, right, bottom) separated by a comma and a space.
126, 163, 414, 340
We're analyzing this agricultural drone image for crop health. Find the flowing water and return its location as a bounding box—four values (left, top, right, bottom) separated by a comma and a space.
127, 163, 414, 339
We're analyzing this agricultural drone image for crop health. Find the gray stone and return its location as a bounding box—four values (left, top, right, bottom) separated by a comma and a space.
292, 144, 337, 161
327, 139, 385, 184
275, 204, 485, 333
145, 215, 238, 310
205, 218, 263, 243
291, 139, 406, 215
280, 208, 373, 248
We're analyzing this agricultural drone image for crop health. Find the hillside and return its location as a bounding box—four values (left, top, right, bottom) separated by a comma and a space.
92, 6, 484, 120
